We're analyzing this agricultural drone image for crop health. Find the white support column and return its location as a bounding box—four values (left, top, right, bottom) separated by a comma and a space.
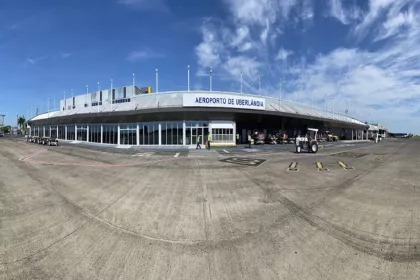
49, 126, 51, 137
351, 129, 353, 141
136, 123, 139, 145
86, 125, 89, 142
233, 121, 237, 145
158, 123, 162, 146
117, 124, 121, 145
56, 125, 58, 138
361, 130, 364, 141
43, 126, 45, 137
182, 121, 186, 146
65, 126, 67, 140
75, 124, 77, 141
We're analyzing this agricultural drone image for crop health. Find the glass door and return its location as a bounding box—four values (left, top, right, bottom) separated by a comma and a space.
198, 128, 203, 144
192, 128, 197, 145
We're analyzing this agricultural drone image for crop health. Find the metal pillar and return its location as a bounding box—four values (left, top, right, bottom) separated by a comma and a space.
86, 125, 89, 142
158, 123, 162, 146
136, 123, 139, 145
101, 125, 103, 144
182, 121, 186, 146
65, 126, 67, 140
117, 124, 120, 145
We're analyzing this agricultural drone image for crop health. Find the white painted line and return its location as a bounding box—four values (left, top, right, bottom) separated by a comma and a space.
116, 145, 131, 149
223, 149, 229, 153
174, 152, 180, 158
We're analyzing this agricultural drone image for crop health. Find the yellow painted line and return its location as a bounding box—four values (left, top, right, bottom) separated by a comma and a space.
287, 162, 299, 171
338, 161, 347, 168
375, 155, 384, 161
316, 162, 323, 169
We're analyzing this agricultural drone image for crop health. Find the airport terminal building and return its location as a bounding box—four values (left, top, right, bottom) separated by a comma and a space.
28, 85, 370, 147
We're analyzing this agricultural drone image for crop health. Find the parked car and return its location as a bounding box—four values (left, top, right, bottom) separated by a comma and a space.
0, 131, 4, 137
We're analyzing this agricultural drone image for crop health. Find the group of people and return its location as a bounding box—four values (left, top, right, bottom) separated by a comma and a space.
195, 134, 212, 150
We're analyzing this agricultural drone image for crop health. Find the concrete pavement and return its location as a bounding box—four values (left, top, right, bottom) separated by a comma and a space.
0, 137, 419, 279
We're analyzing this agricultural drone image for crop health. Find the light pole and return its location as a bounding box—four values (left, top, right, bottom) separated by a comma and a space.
324, 94, 327, 119
132, 73, 135, 96
209, 66, 212, 92
187, 65, 190, 93
86, 85, 89, 111
156, 68, 159, 94
97, 82, 100, 113
110, 79, 113, 112
240, 70, 243, 94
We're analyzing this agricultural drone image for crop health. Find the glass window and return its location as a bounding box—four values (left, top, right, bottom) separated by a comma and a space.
119, 123, 137, 145
161, 123, 167, 145
139, 123, 144, 145
143, 124, 149, 145
102, 125, 117, 144
153, 123, 159, 145
67, 125, 75, 141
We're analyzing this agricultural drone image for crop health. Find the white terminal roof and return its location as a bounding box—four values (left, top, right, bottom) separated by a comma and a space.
30, 91, 367, 126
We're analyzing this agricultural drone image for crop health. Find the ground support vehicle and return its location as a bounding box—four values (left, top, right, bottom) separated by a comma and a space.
325, 131, 338, 142
253, 132, 265, 145
265, 134, 277, 144
40, 137, 59, 146
295, 128, 319, 154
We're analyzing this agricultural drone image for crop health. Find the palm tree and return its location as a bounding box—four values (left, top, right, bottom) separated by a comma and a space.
18, 116, 26, 135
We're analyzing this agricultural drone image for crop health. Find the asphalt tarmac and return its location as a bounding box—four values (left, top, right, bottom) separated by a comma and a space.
0, 137, 419, 279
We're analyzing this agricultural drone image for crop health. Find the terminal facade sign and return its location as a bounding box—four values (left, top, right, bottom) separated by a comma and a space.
183, 93, 266, 110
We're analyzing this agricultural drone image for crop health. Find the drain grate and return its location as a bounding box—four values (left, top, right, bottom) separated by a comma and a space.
331, 152, 367, 158
219, 157, 266, 167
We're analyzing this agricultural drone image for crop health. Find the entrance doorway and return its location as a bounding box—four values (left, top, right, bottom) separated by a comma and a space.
191, 127, 208, 145
185, 121, 209, 146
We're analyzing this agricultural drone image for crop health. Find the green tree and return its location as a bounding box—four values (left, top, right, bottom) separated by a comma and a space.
17, 116, 26, 134
1, 126, 11, 133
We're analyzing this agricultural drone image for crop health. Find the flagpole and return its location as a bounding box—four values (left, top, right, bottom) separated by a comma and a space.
187, 65, 190, 93
97, 82, 100, 113
86, 85, 89, 112
110, 79, 113, 112
209, 66, 212, 92
132, 73, 135, 96
156, 69, 159, 94
240, 70, 243, 94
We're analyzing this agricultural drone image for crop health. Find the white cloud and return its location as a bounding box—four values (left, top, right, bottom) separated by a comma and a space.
327, 0, 361, 25
194, 22, 223, 69
276, 48, 293, 61
193, 0, 420, 132
126, 49, 165, 62
61, 53, 72, 59
118, 0, 169, 12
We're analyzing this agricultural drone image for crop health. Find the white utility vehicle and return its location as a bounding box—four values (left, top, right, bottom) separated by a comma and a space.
295, 128, 319, 154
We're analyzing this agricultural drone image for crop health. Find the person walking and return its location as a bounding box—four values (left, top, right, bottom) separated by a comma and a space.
236, 133, 240, 145
207, 133, 212, 150
196, 135, 201, 149
248, 134, 252, 149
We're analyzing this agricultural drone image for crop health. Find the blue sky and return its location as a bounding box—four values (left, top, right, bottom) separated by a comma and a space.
1, 0, 419, 133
